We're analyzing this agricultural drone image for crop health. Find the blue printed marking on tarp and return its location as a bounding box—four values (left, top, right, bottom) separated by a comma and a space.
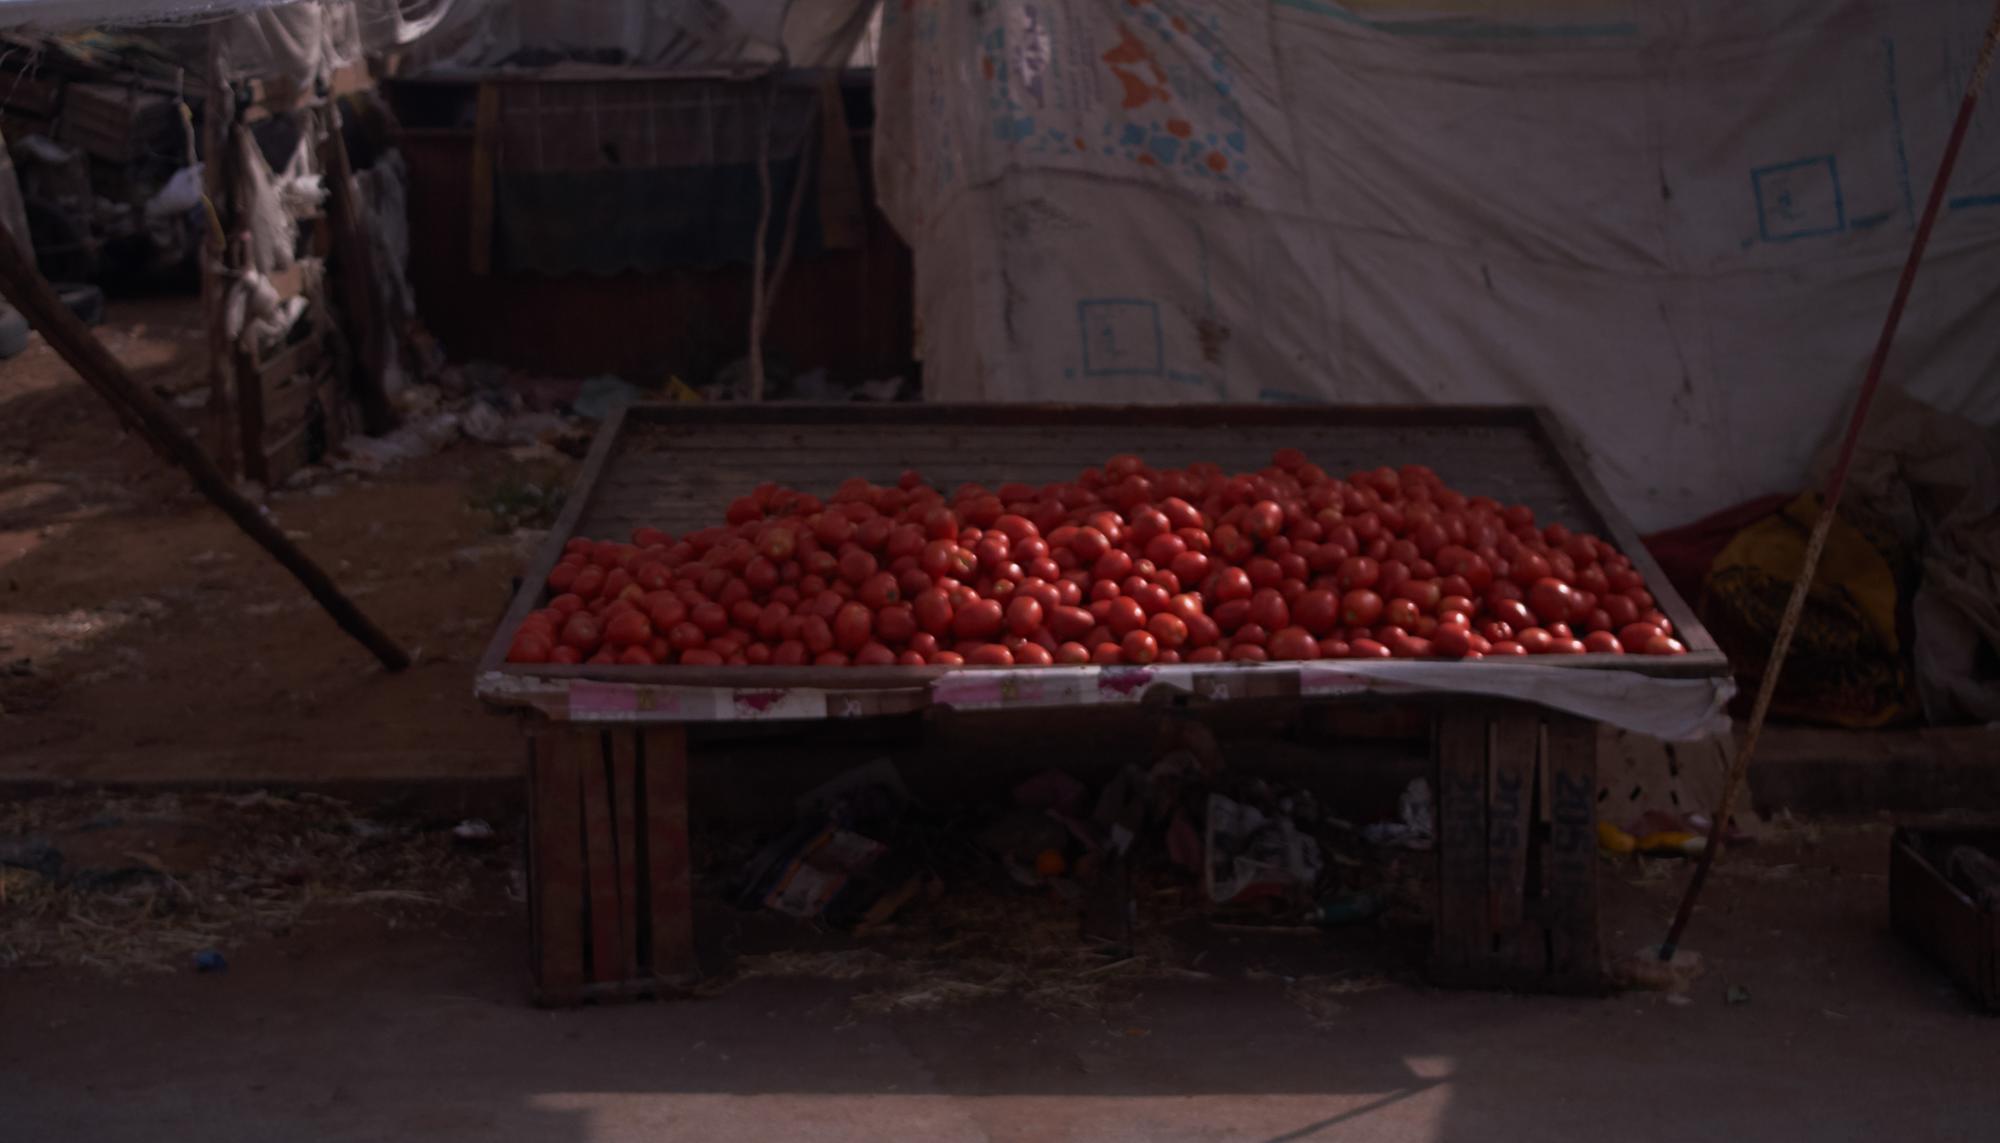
1752, 156, 1845, 242
1850, 211, 1891, 230
1079, 300, 1166, 377
1258, 389, 1317, 404
1120, 123, 1147, 147
1948, 193, 2000, 209
1148, 136, 1181, 164
1883, 38, 1915, 227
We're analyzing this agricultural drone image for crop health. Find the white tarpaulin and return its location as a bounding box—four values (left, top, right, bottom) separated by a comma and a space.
875, 0, 2000, 531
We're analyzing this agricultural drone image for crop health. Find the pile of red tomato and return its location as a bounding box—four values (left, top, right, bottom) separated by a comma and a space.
505, 450, 1687, 668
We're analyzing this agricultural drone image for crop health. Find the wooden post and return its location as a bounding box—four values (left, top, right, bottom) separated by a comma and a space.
0, 220, 411, 673
198, 29, 237, 476
318, 99, 398, 436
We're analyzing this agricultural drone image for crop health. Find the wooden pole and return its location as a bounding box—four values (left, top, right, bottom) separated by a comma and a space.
199, 25, 237, 476
1659, 0, 2000, 961
0, 219, 411, 673
319, 98, 398, 436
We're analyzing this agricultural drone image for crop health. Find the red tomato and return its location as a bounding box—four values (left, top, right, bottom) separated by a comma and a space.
1186, 613, 1222, 647
950, 598, 1004, 639
1643, 634, 1687, 655
1009, 642, 1052, 666
914, 589, 955, 636
1247, 588, 1289, 631
1509, 552, 1552, 587
1106, 596, 1148, 636
1293, 589, 1338, 636
1431, 623, 1473, 658
1384, 598, 1421, 631
1583, 630, 1623, 654
832, 602, 874, 652
1148, 612, 1189, 649
1055, 641, 1091, 664
1213, 567, 1254, 602
875, 604, 917, 645
852, 642, 896, 666
1244, 557, 1283, 590
1340, 589, 1385, 627
1244, 500, 1284, 541
1227, 643, 1268, 662
1603, 593, 1641, 627
1617, 622, 1662, 653
1396, 578, 1442, 612
1337, 557, 1381, 591
1268, 626, 1320, 660
1486, 640, 1526, 656
858, 572, 901, 609
1490, 598, 1536, 632
799, 615, 835, 655
1005, 595, 1045, 637
604, 609, 652, 647
1528, 578, 1575, 623
1120, 630, 1160, 664
1187, 646, 1227, 663
507, 631, 553, 663
690, 602, 729, 636
559, 613, 602, 652
1516, 627, 1555, 654
931, 650, 966, 666
1047, 605, 1094, 640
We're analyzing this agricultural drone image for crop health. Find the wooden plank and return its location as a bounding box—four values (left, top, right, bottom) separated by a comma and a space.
578, 732, 622, 986
642, 724, 697, 981
531, 731, 585, 1003
1528, 407, 1720, 658
473, 403, 631, 678
1433, 707, 1489, 977
1543, 714, 1603, 981
609, 730, 641, 983
1486, 707, 1540, 972
468, 82, 499, 276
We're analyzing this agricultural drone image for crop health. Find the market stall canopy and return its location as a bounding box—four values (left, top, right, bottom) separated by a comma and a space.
0, 0, 877, 72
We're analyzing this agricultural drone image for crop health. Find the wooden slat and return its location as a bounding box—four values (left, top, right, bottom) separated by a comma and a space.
530, 731, 585, 1003
578, 733, 622, 985
1433, 707, 1489, 976
1528, 408, 1720, 657
609, 730, 641, 983
468, 82, 499, 275
473, 403, 630, 678
1486, 708, 1540, 972
1543, 714, 1603, 980
642, 724, 697, 980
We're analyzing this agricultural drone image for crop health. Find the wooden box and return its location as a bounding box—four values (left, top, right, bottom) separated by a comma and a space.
478, 404, 1730, 1003
1891, 827, 2000, 1012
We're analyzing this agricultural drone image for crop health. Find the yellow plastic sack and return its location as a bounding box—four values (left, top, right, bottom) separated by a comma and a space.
1702, 493, 1914, 727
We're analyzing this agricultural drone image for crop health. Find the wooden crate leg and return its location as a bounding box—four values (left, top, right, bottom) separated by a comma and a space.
1544, 715, 1604, 983
1432, 706, 1489, 980
1486, 707, 1539, 973
609, 731, 642, 984
579, 733, 623, 987
530, 730, 585, 1005
641, 724, 698, 982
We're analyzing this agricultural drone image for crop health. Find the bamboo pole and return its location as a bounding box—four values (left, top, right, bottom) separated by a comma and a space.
1659, 0, 2000, 961
0, 219, 411, 673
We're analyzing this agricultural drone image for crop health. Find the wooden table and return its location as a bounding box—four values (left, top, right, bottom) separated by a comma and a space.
477, 403, 1728, 1003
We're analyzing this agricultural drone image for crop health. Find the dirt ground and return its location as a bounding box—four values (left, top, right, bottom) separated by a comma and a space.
0, 296, 534, 780
3, 301, 1999, 1141
4, 817, 1995, 1143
